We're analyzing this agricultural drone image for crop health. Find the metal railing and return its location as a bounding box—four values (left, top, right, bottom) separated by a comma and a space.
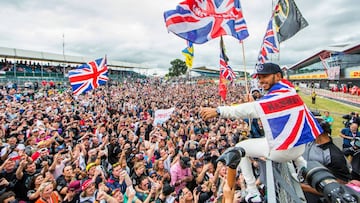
266, 160, 306, 203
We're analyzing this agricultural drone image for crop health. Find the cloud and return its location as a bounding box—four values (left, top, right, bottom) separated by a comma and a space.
0, 0, 359, 74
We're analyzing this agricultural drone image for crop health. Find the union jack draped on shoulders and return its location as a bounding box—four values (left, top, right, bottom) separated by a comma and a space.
254, 79, 322, 150
164, 0, 249, 44
68, 57, 108, 95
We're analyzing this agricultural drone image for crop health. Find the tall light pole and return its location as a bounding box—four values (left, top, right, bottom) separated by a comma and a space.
63, 33, 66, 77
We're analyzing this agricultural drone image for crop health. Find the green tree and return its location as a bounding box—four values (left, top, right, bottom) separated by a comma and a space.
165, 59, 187, 78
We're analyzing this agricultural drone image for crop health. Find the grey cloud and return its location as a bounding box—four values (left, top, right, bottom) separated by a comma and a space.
0, 0, 359, 73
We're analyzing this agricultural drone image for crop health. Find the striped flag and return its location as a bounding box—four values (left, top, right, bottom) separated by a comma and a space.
258, 19, 279, 64
68, 57, 108, 95
254, 79, 322, 150
220, 37, 236, 81
164, 0, 249, 44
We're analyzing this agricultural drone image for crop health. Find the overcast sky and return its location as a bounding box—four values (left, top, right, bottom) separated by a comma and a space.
0, 0, 359, 75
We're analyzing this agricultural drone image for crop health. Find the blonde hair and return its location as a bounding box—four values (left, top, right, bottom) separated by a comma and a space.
153, 159, 163, 171
38, 181, 53, 193
133, 162, 144, 170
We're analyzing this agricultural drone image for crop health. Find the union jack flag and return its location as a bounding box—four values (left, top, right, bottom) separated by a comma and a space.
254, 79, 322, 150
220, 37, 236, 81
258, 19, 279, 64
164, 0, 249, 44
68, 57, 108, 95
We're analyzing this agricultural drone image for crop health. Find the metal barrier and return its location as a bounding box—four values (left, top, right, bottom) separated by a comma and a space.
301, 87, 360, 106
266, 160, 306, 203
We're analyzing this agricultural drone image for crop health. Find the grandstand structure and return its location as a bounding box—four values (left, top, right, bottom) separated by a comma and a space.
191, 66, 250, 86
286, 43, 360, 90
0, 46, 148, 86
192, 66, 249, 78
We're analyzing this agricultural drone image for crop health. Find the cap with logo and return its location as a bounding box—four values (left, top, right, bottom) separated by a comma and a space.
253, 63, 282, 78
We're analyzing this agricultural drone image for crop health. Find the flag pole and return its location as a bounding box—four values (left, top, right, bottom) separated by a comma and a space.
105, 55, 111, 112
241, 40, 253, 133
241, 41, 249, 94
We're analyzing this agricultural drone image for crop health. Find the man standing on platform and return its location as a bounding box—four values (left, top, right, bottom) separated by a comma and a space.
200, 63, 322, 203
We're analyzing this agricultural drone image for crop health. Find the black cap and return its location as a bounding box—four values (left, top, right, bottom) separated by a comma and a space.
319, 121, 331, 135
180, 156, 191, 168
316, 118, 331, 135
162, 183, 175, 196
253, 63, 282, 77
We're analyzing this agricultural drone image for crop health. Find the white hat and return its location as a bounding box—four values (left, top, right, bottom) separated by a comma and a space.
196, 151, 204, 160
16, 144, 25, 151
250, 88, 260, 94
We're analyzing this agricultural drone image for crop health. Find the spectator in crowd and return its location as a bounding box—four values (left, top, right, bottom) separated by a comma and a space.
24, 136, 38, 156
157, 183, 176, 203
55, 164, 76, 198
15, 157, 41, 201
27, 173, 49, 202
0, 191, 17, 203
131, 162, 147, 188
170, 156, 194, 194
322, 111, 334, 135
0, 159, 18, 196
63, 180, 81, 203
79, 179, 97, 203
1, 135, 24, 162
134, 175, 158, 202
193, 161, 208, 185
153, 159, 167, 181
49, 148, 73, 179
33, 147, 52, 170
106, 162, 132, 194
340, 122, 360, 150
250, 88, 262, 101
35, 181, 61, 203
176, 186, 199, 203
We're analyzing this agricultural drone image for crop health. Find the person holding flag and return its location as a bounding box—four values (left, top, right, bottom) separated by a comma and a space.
200, 62, 322, 202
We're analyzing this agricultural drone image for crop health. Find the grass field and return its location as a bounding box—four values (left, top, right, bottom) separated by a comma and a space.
299, 91, 360, 137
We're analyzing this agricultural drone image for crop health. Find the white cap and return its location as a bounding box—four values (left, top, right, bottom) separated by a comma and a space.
16, 144, 25, 151
196, 151, 204, 160
250, 87, 260, 94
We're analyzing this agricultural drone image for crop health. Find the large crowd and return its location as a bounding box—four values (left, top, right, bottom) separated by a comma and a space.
0, 77, 359, 203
